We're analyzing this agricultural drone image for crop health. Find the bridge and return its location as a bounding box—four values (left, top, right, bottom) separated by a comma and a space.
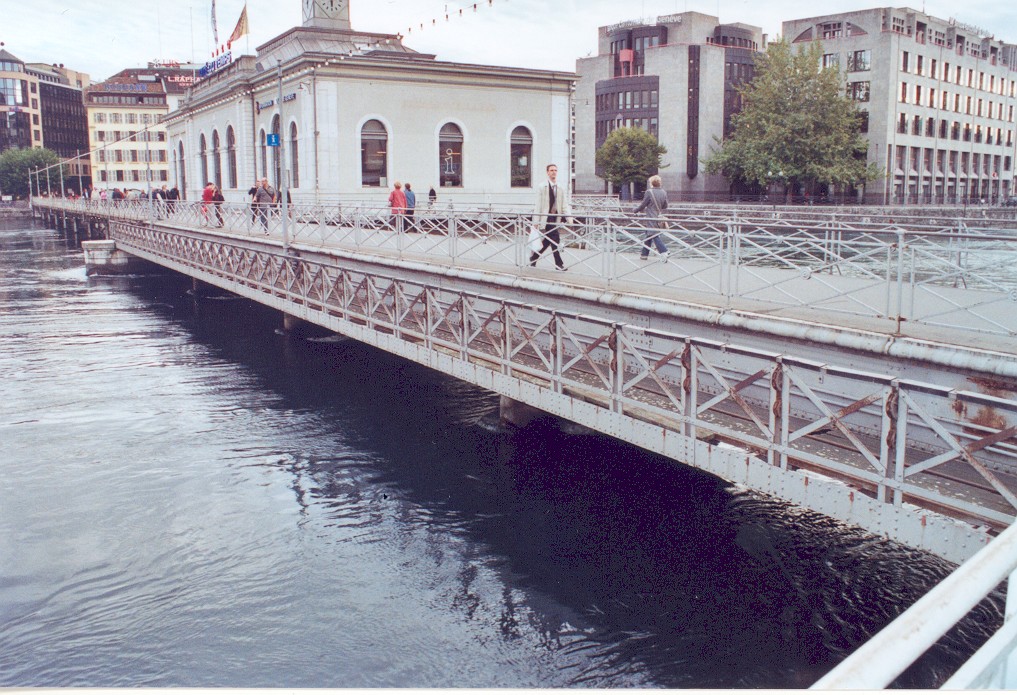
32, 195, 1017, 566
30, 195, 1017, 686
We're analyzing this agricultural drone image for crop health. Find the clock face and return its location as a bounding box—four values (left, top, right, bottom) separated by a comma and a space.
317, 0, 346, 17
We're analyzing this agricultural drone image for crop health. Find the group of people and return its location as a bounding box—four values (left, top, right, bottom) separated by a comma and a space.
201, 182, 227, 226
388, 182, 439, 231
527, 164, 669, 270
383, 166, 669, 269
247, 178, 279, 231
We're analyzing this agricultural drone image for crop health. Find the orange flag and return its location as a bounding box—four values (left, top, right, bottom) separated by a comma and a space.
228, 4, 249, 44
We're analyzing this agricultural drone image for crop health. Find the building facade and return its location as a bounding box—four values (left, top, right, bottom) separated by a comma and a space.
784, 8, 1017, 205
84, 66, 196, 194
26, 63, 91, 193
574, 12, 764, 199
164, 0, 575, 205
0, 49, 42, 154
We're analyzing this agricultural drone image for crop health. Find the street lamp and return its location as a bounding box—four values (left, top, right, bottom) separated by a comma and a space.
277, 58, 290, 250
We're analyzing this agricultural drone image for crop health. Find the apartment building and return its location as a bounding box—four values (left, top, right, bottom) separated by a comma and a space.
784, 8, 1017, 204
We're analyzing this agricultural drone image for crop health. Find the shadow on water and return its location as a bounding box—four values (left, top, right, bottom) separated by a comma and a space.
95, 268, 1001, 689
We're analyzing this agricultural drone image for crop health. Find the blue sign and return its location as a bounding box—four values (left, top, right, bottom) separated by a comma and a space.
266, 133, 280, 147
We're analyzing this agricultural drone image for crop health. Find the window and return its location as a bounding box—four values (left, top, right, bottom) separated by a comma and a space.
271, 115, 281, 187
259, 129, 267, 178
439, 122, 463, 188
360, 119, 387, 187
848, 81, 870, 102
822, 53, 840, 70
211, 129, 222, 189
901, 51, 910, 73
289, 122, 299, 189
510, 126, 532, 188
847, 50, 870, 72
226, 126, 237, 189
199, 133, 208, 186
900, 82, 908, 103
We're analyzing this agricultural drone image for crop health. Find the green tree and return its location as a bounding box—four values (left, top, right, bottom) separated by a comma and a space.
595, 127, 667, 192
703, 38, 881, 199
0, 147, 63, 199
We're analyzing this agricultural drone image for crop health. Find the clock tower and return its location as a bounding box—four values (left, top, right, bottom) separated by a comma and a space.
302, 0, 351, 31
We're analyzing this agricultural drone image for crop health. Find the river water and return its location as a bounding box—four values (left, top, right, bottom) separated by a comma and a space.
0, 221, 1001, 688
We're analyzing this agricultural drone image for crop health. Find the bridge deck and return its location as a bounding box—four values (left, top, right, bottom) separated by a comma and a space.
35, 199, 1017, 561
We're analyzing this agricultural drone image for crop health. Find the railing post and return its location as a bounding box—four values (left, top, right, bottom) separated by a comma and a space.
447, 204, 456, 262
895, 226, 906, 334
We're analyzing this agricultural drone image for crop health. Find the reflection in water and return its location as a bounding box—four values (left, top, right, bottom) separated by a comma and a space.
0, 224, 1001, 688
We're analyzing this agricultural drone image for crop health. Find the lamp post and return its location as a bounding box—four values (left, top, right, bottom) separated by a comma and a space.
45, 164, 51, 197
277, 58, 290, 250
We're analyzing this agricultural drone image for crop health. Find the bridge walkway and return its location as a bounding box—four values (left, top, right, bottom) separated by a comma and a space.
34, 198, 1017, 562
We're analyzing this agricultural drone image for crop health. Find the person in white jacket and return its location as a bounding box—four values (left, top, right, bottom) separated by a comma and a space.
529, 164, 572, 271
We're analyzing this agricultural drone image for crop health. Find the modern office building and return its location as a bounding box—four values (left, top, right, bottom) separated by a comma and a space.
0, 48, 43, 154
25, 62, 91, 194
163, 0, 575, 204
574, 12, 764, 199
784, 8, 1017, 204
84, 66, 195, 194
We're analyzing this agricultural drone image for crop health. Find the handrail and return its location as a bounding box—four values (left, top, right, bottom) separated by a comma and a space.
811, 521, 1017, 689
31, 197, 1017, 341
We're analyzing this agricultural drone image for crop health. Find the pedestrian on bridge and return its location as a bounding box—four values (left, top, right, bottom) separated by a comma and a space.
530, 163, 572, 271
404, 183, 417, 232
633, 175, 669, 260
388, 181, 407, 232
253, 178, 276, 232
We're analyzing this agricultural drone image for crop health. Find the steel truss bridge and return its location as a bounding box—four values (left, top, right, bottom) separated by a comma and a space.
32, 197, 1017, 567
32, 196, 1017, 686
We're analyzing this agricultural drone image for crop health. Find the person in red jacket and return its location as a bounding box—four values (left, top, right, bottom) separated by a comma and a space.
201, 182, 215, 225
388, 181, 407, 231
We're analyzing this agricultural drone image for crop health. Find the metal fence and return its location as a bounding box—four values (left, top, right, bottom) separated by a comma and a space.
38, 197, 1017, 339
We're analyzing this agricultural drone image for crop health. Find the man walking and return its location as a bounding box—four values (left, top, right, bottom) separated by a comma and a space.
404, 182, 416, 232
253, 178, 276, 232
530, 163, 572, 270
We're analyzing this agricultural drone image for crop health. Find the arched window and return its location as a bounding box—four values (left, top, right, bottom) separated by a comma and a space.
211, 129, 222, 189
199, 133, 208, 186
177, 141, 187, 197
226, 126, 237, 189
289, 122, 299, 189
510, 126, 532, 188
271, 114, 281, 187
439, 122, 463, 188
259, 128, 267, 178
360, 119, 387, 187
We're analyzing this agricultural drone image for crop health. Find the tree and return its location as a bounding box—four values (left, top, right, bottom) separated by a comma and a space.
0, 147, 62, 199
703, 38, 881, 199
595, 127, 667, 192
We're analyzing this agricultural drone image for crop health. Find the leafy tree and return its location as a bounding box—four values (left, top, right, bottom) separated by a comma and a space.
595, 127, 667, 191
0, 147, 62, 199
703, 38, 881, 198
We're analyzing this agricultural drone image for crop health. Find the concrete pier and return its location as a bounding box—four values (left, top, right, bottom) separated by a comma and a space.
81, 240, 143, 275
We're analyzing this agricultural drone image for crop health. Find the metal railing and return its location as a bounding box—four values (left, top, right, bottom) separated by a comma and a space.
36, 197, 1017, 339
812, 519, 1017, 689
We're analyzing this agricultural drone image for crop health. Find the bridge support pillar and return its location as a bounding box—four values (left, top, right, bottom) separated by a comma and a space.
82, 240, 143, 275
283, 313, 304, 334
499, 396, 543, 428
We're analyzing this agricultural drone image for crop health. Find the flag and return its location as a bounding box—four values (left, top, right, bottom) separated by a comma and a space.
229, 4, 249, 44
211, 0, 219, 45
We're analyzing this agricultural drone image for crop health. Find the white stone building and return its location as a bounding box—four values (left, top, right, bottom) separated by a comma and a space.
164, 1, 575, 206
783, 8, 1017, 205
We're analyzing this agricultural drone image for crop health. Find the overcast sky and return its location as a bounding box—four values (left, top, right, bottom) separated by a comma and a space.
4, 0, 1016, 81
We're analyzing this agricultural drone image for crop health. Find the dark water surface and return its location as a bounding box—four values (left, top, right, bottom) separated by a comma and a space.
0, 223, 999, 688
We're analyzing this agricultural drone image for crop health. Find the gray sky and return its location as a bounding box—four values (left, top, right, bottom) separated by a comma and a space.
3, 0, 1016, 81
